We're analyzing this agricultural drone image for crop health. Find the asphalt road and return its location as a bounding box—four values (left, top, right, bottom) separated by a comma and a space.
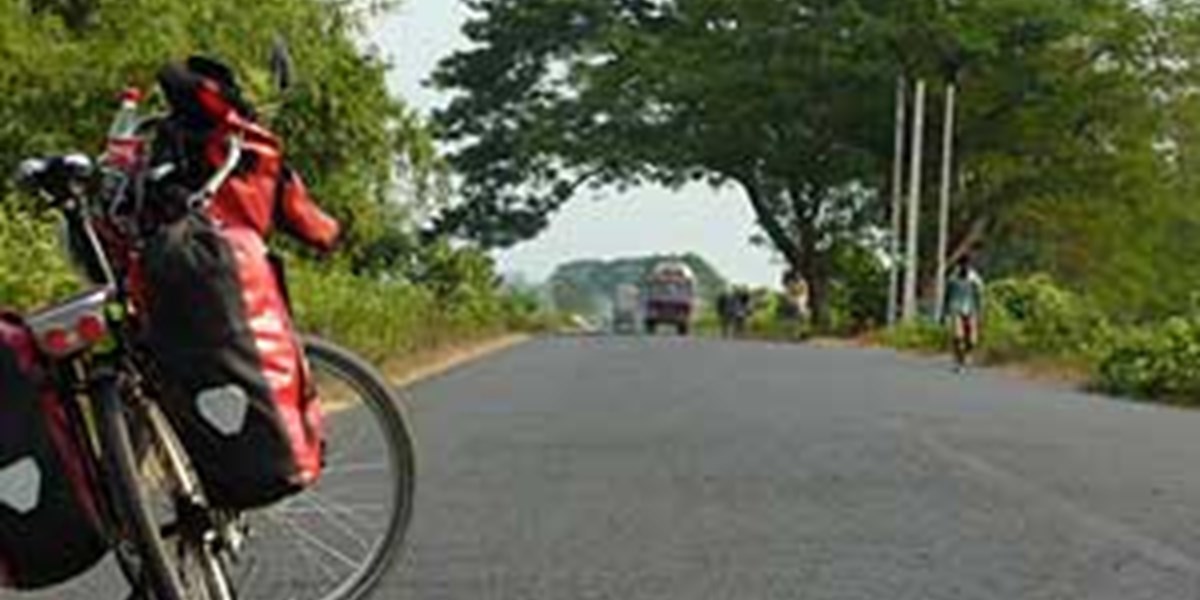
21, 335, 1200, 599
383, 336, 1200, 599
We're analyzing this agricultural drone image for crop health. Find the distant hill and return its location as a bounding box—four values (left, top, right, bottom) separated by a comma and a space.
548, 254, 727, 317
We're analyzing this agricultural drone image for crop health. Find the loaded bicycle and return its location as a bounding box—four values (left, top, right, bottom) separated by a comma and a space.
2, 55, 415, 600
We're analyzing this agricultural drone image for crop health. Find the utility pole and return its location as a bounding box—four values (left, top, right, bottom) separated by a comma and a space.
887, 76, 907, 326
934, 82, 957, 323
902, 79, 926, 322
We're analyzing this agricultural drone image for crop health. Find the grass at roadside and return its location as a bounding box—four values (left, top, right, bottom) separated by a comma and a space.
289, 259, 546, 365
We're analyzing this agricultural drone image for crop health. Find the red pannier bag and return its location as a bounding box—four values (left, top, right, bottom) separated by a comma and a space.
140, 218, 324, 509
138, 57, 340, 509
0, 316, 107, 589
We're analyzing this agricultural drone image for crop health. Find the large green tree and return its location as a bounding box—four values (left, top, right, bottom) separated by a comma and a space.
0, 0, 443, 268
431, 0, 1190, 325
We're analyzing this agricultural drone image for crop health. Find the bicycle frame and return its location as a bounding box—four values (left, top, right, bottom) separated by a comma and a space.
14, 133, 249, 594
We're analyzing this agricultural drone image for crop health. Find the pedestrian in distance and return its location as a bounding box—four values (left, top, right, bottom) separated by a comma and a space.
942, 254, 985, 372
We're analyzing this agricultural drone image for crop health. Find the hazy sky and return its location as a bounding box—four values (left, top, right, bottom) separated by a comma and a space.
365, 1, 781, 287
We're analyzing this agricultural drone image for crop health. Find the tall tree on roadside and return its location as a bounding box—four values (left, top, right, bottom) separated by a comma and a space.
0, 0, 445, 269
433, 0, 894, 326
431, 0, 1182, 325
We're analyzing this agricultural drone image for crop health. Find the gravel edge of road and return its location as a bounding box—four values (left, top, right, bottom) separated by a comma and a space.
383, 334, 533, 389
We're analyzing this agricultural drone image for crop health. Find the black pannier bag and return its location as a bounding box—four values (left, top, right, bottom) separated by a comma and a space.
138, 215, 324, 510
0, 315, 107, 590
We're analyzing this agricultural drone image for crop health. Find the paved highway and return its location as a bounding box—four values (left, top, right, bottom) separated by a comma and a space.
26, 335, 1200, 599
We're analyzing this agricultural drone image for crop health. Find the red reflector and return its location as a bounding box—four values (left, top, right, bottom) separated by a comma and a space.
77, 314, 107, 343
43, 329, 73, 354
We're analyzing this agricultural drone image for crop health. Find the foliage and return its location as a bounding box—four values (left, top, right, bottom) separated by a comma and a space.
984, 275, 1115, 363
289, 254, 510, 364
498, 286, 564, 333
825, 242, 888, 335
0, 0, 519, 365
429, 0, 1189, 326
0, 0, 445, 265
877, 320, 949, 354
1096, 315, 1200, 404
0, 198, 79, 311
745, 290, 811, 342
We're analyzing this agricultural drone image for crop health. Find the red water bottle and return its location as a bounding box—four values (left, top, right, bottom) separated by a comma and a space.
101, 87, 144, 170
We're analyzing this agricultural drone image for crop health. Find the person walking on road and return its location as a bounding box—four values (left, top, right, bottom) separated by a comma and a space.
717, 286, 752, 338
717, 290, 735, 338
943, 254, 985, 371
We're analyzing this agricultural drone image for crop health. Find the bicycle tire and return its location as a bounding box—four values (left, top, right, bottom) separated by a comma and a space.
96, 376, 189, 600
96, 376, 230, 600
296, 334, 417, 600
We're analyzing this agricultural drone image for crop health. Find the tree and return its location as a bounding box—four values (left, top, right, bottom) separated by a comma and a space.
433, 0, 893, 326
431, 0, 1175, 327
0, 0, 445, 268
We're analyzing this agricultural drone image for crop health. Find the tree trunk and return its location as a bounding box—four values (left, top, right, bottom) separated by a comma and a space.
734, 172, 835, 330
806, 270, 831, 330
796, 232, 831, 331
735, 174, 803, 268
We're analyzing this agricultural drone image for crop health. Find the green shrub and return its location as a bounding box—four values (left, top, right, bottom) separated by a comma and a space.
984, 274, 1113, 362
746, 291, 811, 341
0, 200, 81, 311
826, 242, 888, 335
498, 287, 564, 333
1096, 317, 1200, 403
877, 320, 948, 352
289, 252, 515, 363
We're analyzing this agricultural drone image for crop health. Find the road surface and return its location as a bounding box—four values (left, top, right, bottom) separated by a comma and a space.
23, 336, 1200, 599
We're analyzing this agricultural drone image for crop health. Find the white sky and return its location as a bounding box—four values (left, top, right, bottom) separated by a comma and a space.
364, 0, 780, 287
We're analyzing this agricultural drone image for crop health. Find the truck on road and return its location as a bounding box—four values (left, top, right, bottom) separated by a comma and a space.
643, 261, 696, 336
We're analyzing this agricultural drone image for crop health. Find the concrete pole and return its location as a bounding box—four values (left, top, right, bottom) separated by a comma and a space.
902, 79, 926, 322
887, 76, 907, 327
934, 82, 957, 323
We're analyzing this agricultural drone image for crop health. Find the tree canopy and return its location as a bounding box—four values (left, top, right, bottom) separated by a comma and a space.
431, 0, 1200, 323
0, 0, 443, 269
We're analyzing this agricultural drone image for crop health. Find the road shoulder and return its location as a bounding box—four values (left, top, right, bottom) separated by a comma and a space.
383, 334, 532, 388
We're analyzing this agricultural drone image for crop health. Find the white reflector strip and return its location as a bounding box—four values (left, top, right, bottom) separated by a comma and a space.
197, 385, 250, 437
0, 458, 41, 515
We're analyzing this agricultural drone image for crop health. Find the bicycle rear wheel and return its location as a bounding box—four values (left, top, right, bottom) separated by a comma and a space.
221, 335, 416, 600
97, 375, 233, 600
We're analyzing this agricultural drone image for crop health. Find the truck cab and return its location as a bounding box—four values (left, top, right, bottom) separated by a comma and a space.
643, 261, 696, 335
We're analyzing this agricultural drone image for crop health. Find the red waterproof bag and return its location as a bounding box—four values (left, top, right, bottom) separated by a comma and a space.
0, 316, 106, 589
140, 217, 324, 509
138, 58, 339, 509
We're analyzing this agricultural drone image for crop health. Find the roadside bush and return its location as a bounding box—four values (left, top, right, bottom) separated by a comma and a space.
826, 243, 888, 335
498, 287, 564, 333
1096, 317, 1200, 403
289, 256, 510, 364
985, 274, 1113, 362
877, 320, 948, 353
747, 291, 811, 341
